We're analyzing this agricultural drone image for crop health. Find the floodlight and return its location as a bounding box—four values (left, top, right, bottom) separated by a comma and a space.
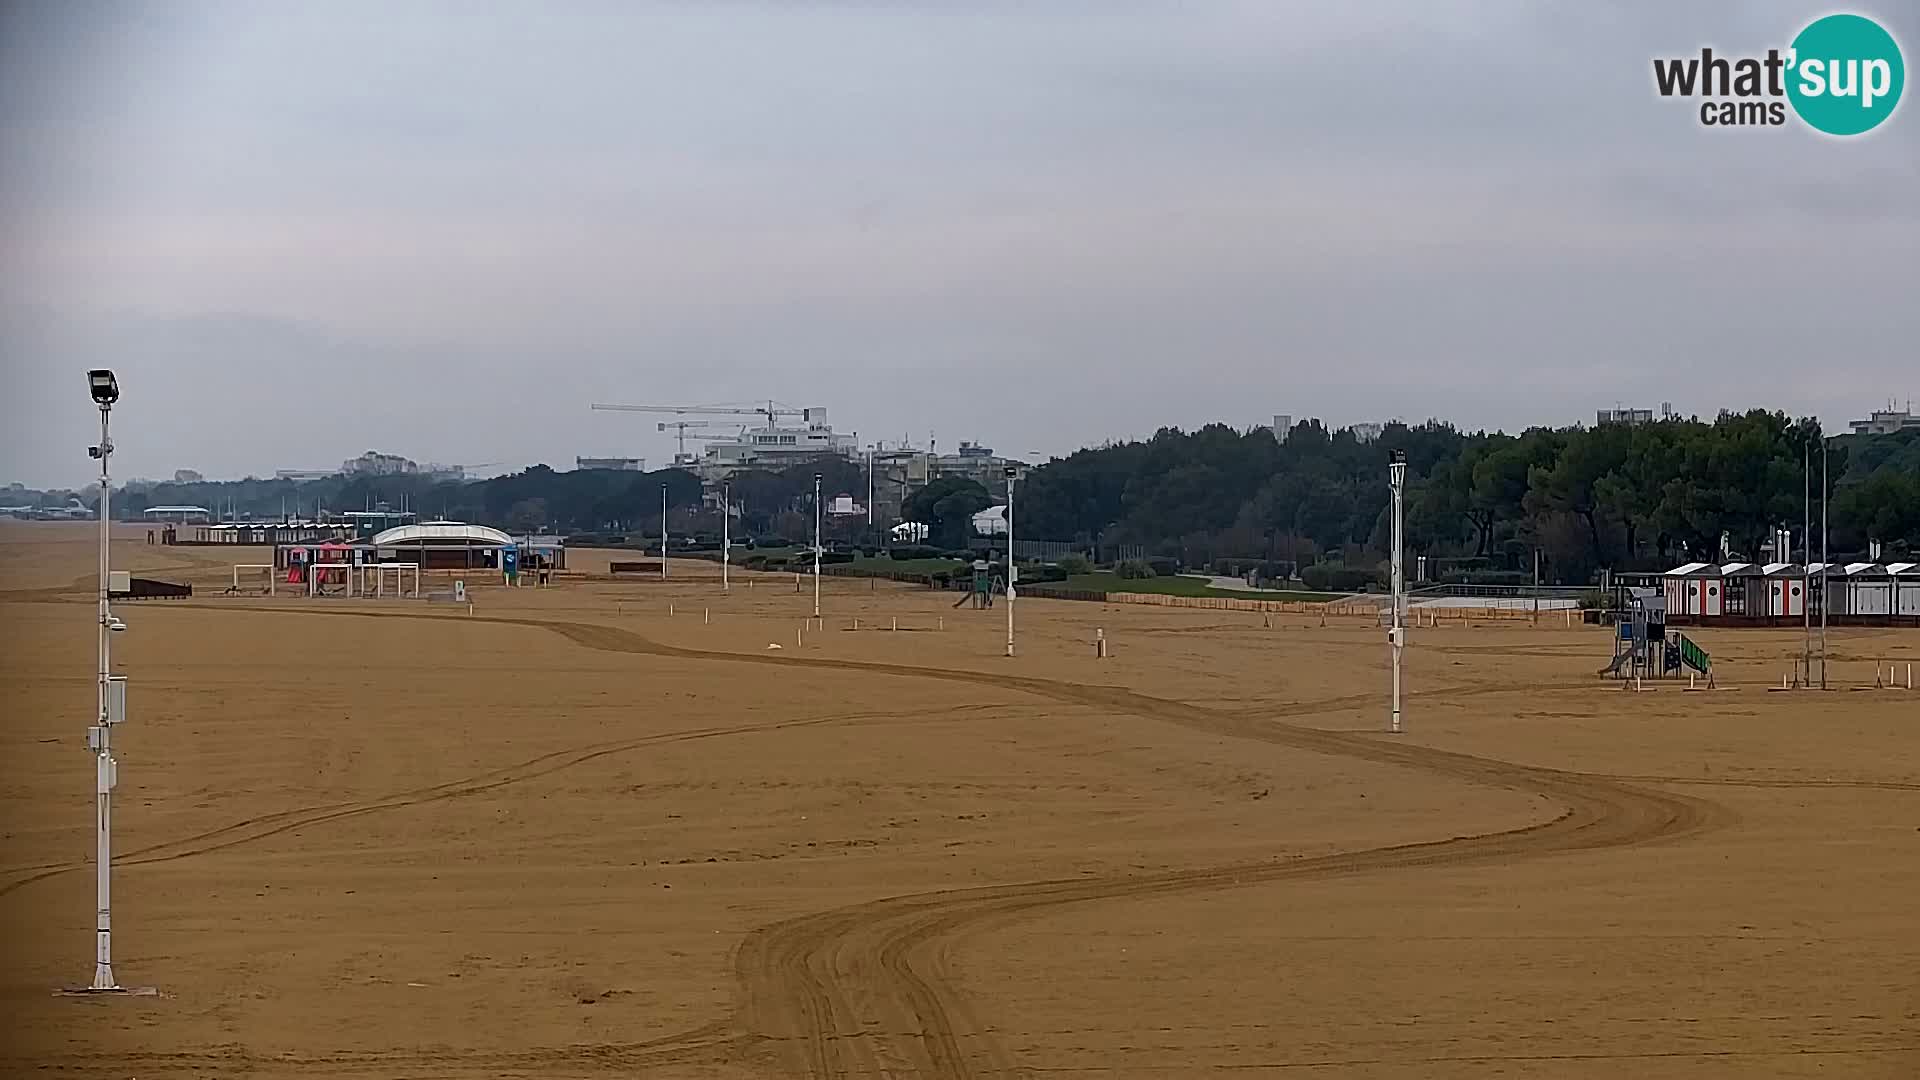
88, 369, 119, 405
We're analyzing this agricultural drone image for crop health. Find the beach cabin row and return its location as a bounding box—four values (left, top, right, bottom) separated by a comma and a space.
1663, 561, 1920, 624
1833, 561, 1920, 616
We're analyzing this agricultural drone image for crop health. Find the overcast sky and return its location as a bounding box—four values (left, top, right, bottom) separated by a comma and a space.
3, 1, 1915, 486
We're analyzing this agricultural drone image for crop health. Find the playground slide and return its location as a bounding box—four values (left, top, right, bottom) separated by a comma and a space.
1677, 634, 1711, 675
1597, 651, 1631, 677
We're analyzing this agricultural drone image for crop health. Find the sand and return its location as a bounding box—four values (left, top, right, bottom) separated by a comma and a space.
1, 521, 1915, 1077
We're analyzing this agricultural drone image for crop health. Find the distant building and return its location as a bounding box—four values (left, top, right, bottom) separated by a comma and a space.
1597, 408, 1656, 425
577, 456, 646, 471
931, 442, 1030, 489
173, 469, 204, 484
692, 409, 857, 474
1850, 403, 1920, 436
1271, 415, 1293, 442
342, 451, 418, 477
275, 469, 336, 482
1350, 422, 1384, 443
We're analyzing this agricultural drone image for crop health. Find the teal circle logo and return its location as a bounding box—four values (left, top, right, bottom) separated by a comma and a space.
1786, 14, 1904, 135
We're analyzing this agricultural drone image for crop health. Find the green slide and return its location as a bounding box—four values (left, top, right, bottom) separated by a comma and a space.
1678, 635, 1711, 675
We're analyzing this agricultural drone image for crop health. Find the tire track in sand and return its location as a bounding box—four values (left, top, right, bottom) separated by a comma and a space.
0, 708, 915, 898
503, 617, 1727, 1078
37, 605, 1729, 1077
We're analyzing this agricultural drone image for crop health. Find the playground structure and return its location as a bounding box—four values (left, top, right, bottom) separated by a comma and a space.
1599, 587, 1712, 686
953, 559, 999, 609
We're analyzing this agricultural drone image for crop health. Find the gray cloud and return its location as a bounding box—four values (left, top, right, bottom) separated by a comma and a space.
4, 1, 1916, 485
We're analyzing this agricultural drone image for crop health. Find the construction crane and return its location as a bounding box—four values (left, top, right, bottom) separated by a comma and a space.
590, 400, 811, 427
655, 420, 742, 460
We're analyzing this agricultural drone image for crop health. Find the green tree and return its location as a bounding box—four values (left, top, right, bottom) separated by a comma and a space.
902, 476, 992, 550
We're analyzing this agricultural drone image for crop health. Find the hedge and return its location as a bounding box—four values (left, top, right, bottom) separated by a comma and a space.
1300, 562, 1380, 593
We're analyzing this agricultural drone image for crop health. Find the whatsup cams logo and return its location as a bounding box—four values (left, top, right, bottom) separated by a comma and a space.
1653, 12, 1904, 134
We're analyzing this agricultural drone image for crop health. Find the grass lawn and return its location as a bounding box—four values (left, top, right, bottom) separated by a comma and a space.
1059, 572, 1338, 602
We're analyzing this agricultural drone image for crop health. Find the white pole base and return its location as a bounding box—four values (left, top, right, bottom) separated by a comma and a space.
59, 983, 158, 997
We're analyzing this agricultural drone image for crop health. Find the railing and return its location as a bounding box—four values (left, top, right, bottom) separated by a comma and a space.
1410, 583, 1591, 600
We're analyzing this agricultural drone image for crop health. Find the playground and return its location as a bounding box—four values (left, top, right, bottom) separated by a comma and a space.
2, 521, 1917, 1078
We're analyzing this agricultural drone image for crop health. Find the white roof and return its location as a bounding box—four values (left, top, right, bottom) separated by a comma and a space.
144, 505, 210, 514
1665, 562, 1710, 576
370, 522, 512, 547
1761, 562, 1796, 575
1720, 562, 1754, 574
1842, 562, 1885, 576
1886, 562, 1917, 576
971, 505, 1008, 536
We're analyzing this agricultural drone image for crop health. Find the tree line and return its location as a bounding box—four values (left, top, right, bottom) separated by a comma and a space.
98, 410, 1920, 585
1015, 412, 1918, 584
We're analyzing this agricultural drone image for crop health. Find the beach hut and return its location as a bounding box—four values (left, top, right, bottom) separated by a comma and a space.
1663, 563, 1722, 617
1889, 563, 1920, 616
1833, 563, 1891, 616
1717, 562, 1765, 616
1761, 563, 1807, 617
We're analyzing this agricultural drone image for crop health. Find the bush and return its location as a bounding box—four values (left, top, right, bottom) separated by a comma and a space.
1147, 556, 1180, 577
1576, 589, 1609, 610
1116, 559, 1155, 580
1020, 564, 1068, 584
820, 551, 854, 565
1462, 570, 1536, 587
890, 545, 942, 561
1056, 552, 1092, 576
1301, 562, 1380, 593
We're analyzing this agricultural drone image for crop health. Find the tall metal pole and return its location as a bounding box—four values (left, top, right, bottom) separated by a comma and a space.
1802, 444, 1810, 686
1388, 450, 1406, 735
92, 401, 118, 990
1005, 466, 1016, 658
812, 472, 822, 619
721, 479, 731, 593
1821, 436, 1829, 690
660, 483, 669, 580
1531, 548, 1540, 624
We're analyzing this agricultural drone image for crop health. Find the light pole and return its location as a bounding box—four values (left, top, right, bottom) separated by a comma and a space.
721, 478, 731, 593
660, 482, 669, 580
812, 472, 822, 619
85, 369, 129, 992
1005, 465, 1016, 658
1387, 449, 1407, 735
1820, 434, 1829, 690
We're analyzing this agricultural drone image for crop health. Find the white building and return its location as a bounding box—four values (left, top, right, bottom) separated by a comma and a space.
1850, 403, 1920, 436
694, 409, 857, 473
971, 504, 1008, 537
